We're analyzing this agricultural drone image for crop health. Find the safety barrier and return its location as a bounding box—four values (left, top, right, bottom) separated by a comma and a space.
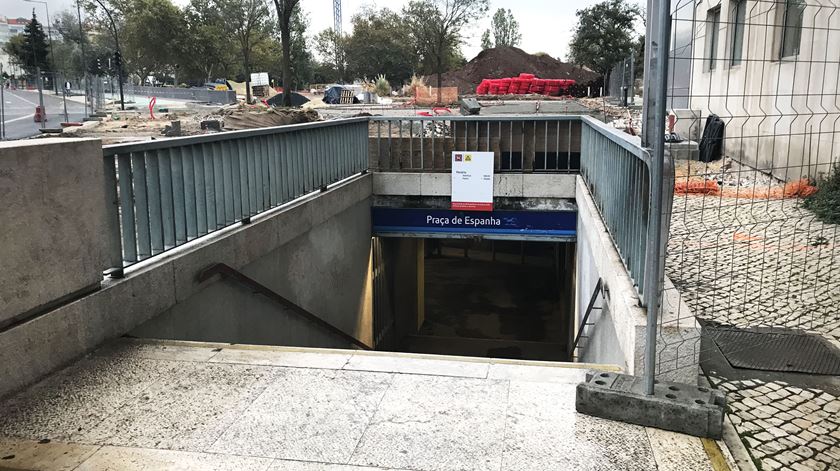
579, 116, 653, 300
102, 118, 369, 271
369, 115, 582, 173
124, 85, 236, 104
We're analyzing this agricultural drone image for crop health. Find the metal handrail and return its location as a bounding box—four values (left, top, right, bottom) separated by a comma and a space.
570, 278, 603, 359
369, 115, 583, 122
198, 263, 372, 350
370, 115, 583, 172
103, 117, 370, 155
579, 117, 653, 301
103, 118, 369, 273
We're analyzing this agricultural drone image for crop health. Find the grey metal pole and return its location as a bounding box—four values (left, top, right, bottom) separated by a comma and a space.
641, 0, 672, 396
63, 86, 69, 122
0, 64, 5, 140
76, 0, 89, 117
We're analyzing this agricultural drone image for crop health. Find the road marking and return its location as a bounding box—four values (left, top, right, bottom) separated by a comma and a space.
3, 113, 36, 124
6, 91, 39, 107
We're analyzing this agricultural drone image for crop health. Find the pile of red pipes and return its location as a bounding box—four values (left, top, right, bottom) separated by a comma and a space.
475, 73, 575, 96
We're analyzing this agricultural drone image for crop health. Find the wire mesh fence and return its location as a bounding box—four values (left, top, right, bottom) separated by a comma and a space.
655, 0, 840, 467
606, 55, 637, 106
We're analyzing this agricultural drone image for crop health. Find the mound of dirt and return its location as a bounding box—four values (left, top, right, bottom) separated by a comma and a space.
425, 47, 601, 94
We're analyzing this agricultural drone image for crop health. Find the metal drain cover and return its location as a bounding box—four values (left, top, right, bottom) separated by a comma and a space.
706, 325, 840, 375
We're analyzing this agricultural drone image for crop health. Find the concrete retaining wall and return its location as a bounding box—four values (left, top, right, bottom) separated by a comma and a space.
125, 85, 236, 104
0, 173, 373, 399
131, 196, 375, 349
0, 139, 113, 330
373, 172, 576, 199
575, 177, 700, 384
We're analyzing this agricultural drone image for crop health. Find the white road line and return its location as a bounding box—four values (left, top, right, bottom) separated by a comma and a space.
3, 114, 36, 124
6, 91, 39, 107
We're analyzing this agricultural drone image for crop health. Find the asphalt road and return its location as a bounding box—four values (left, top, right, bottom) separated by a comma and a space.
1, 89, 88, 140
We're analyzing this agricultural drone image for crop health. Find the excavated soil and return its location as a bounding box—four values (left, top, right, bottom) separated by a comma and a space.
425, 47, 602, 94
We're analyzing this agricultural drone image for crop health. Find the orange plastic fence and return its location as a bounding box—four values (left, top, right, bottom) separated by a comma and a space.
674, 178, 818, 199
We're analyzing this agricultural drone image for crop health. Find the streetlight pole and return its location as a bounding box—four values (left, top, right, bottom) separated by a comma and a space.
92, 0, 125, 110
24, 0, 57, 94
76, 0, 90, 117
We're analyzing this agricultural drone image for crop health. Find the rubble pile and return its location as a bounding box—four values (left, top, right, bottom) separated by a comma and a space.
426, 47, 600, 95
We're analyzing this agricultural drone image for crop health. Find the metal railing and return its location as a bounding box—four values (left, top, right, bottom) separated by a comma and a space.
370, 116, 582, 173
579, 116, 653, 301
103, 118, 369, 272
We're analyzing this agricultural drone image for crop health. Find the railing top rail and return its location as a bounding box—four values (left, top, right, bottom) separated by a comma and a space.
580, 115, 650, 164
102, 117, 369, 156
369, 114, 583, 122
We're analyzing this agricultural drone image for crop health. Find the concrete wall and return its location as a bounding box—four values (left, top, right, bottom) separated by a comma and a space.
131, 196, 374, 349
124, 85, 236, 104
687, 0, 840, 179
0, 173, 373, 399
575, 177, 700, 384
0, 139, 114, 330
373, 172, 576, 199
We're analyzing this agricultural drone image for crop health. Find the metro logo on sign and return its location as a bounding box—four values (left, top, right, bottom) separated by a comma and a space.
451, 151, 494, 211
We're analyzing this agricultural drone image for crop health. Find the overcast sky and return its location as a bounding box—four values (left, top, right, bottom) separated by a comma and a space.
3, 0, 644, 61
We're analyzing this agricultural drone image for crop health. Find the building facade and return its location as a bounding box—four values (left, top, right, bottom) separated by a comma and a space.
683, 0, 840, 180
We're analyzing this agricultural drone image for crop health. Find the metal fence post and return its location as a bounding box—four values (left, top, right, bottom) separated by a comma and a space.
641, 0, 672, 396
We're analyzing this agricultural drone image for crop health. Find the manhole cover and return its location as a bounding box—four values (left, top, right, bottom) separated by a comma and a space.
706, 325, 840, 375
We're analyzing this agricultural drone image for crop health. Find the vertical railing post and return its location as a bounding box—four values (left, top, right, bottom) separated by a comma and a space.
641, 0, 672, 396
102, 155, 125, 278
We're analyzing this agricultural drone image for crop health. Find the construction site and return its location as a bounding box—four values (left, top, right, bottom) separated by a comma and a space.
1, 0, 840, 469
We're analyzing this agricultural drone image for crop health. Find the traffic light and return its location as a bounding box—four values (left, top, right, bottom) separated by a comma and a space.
113, 51, 122, 69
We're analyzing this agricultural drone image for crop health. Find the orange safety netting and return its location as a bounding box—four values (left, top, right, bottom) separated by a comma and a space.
674, 178, 818, 199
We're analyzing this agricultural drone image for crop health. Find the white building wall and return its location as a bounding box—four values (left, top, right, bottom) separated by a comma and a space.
687, 0, 840, 180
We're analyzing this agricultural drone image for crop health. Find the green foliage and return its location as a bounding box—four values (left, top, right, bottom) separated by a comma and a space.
403, 0, 489, 89
313, 28, 347, 83
119, 0, 188, 82
568, 0, 642, 76
5, 12, 52, 75
803, 164, 840, 224
480, 30, 492, 50
489, 8, 521, 48
346, 8, 416, 86
286, 6, 313, 88
183, 0, 234, 82
216, 0, 270, 100
374, 74, 391, 96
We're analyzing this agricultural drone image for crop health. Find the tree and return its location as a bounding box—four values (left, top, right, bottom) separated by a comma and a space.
313, 28, 346, 83
345, 8, 417, 86
286, 6, 312, 89
11, 12, 52, 75
217, 0, 270, 103
480, 29, 492, 50
184, 0, 233, 83
404, 0, 488, 104
568, 0, 642, 83
270, 0, 301, 106
483, 8, 521, 49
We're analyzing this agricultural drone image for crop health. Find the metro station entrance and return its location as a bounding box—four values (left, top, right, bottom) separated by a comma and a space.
370, 207, 577, 362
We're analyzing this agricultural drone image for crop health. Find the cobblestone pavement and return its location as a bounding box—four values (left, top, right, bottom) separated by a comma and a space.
666, 194, 840, 470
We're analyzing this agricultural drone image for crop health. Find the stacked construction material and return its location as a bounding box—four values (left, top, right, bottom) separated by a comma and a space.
475, 73, 575, 96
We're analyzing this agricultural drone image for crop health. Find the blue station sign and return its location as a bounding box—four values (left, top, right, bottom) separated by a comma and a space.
372, 207, 576, 240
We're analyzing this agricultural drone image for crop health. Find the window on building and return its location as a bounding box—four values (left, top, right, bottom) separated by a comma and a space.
780, 0, 805, 58
730, 0, 747, 65
706, 7, 722, 71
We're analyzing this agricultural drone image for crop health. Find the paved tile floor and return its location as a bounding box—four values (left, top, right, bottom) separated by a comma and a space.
667, 194, 840, 471
0, 339, 721, 471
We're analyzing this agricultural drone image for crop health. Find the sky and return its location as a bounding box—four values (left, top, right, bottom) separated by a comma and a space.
3, 0, 645, 62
